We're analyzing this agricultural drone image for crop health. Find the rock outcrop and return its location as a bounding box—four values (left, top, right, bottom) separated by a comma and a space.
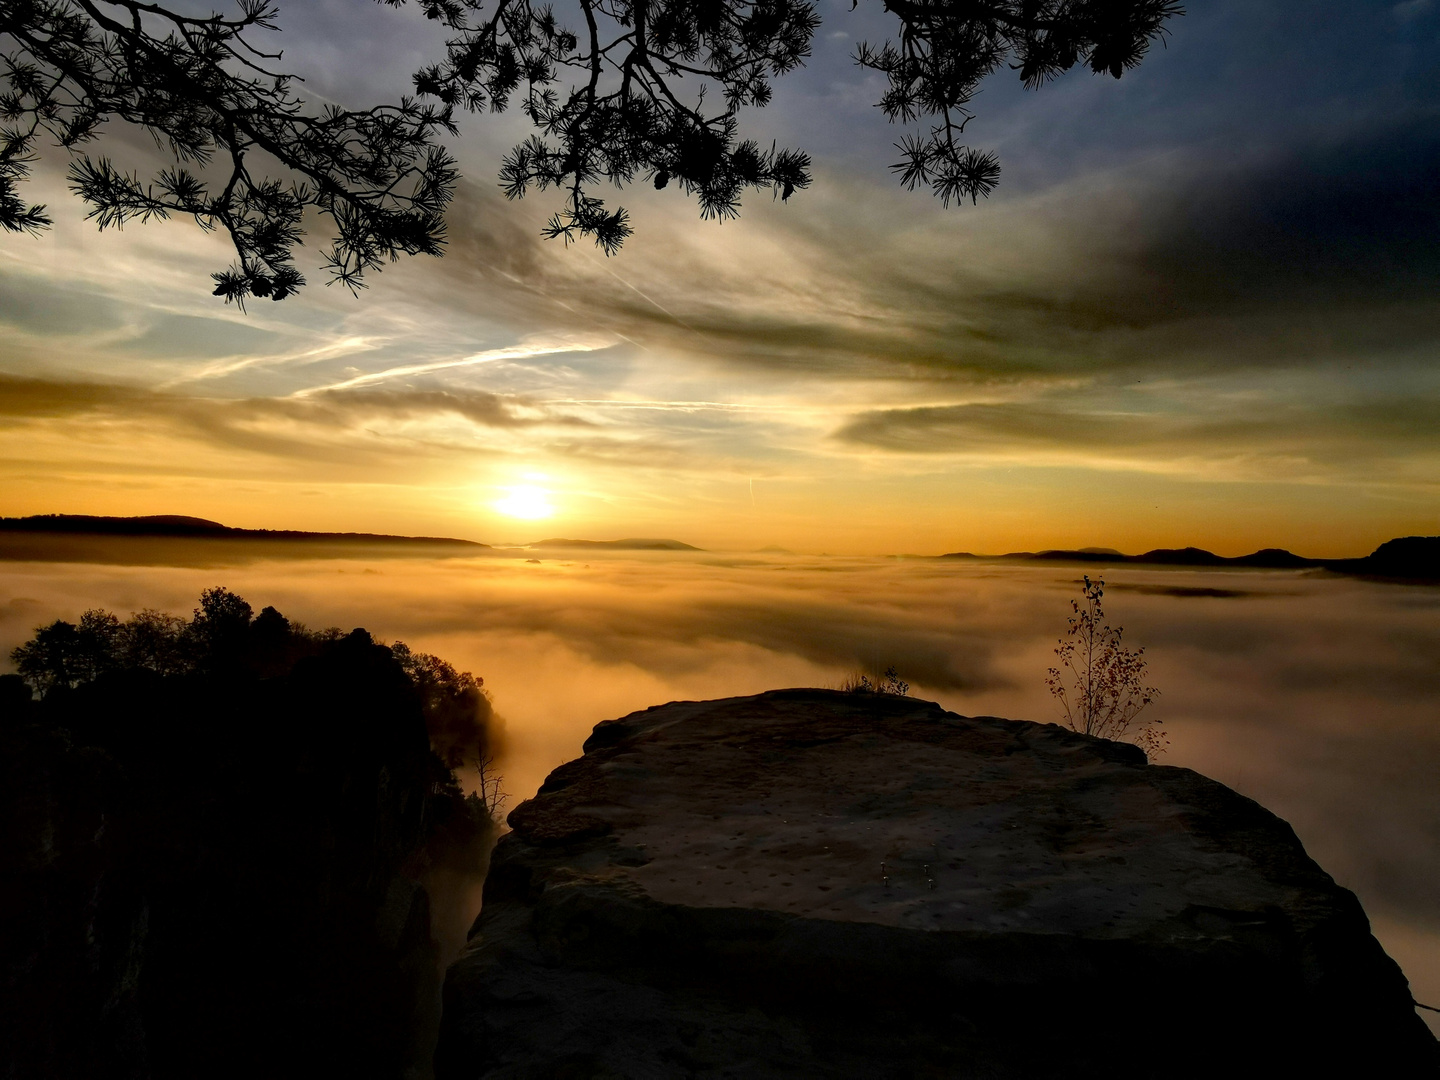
438, 689, 1438, 1078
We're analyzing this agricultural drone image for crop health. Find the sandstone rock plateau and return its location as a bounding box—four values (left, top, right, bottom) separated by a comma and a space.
437, 690, 1439, 1078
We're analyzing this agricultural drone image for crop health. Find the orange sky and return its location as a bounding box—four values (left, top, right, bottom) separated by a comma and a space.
2, 2, 1438, 557
0, 181, 1432, 558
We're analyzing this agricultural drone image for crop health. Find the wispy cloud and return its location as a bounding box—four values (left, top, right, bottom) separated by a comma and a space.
291, 337, 621, 396
158, 336, 385, 388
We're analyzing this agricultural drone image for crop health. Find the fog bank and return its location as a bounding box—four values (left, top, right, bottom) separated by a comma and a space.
3, 549, 1436, 1031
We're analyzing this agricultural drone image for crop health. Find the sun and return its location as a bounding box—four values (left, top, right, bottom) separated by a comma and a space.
494, 485, 555, 520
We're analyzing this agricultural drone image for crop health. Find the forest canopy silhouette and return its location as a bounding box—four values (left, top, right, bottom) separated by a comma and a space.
8, 585, 496, 764
1, 0, 1182, 305
1, 588, 502, 1077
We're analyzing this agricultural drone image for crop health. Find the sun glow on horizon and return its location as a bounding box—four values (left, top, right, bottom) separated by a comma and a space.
494, 485, 556, 520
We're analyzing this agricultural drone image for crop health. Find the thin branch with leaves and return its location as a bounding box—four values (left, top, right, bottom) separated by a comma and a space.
857, 0, 1182, 207
1, 0, 458, 307
2, 0, 1184, 302
388, 0, 818, 254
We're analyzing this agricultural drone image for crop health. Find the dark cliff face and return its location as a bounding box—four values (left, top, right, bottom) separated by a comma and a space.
0, 630, 494, 1080
438, 690, 1439, 1080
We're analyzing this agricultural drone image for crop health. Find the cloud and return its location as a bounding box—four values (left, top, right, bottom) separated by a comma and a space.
0, 272, 126, 336
116, 314, 292, 362
4, 550, 1438, 945
0, 372, 584, 425
1105, 584, 1270, 599
270, 386, 595, 430
293, 338, 621, 395
400, 109, 1440, 405
14, 50, 1440, 401
6, 0, 1440, 399
829, 383, 1440, 487
1122, 119, 1440, 312
0, 374, 150, 417
0, 373, 601, 471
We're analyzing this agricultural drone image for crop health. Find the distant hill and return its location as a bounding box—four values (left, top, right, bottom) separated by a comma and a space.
0, 514, 486, 547
527, 537, 702, 551
1, 514, 231, 536
0, 516, 711, 563
0, 515, 489, 566
938, 537, 1439, 581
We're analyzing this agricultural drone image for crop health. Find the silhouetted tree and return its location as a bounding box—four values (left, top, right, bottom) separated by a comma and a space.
10, 619, 83, 695
392, 639, 495, 768
1046, 574, 1164, 755
189, 585, 253, 664
10, 607, 119, 693
2, 588, 506, 1076
3, 0, 1181, 300
9, 592, 497, 768
474, 750, 507, 817
115, 608, 190, 675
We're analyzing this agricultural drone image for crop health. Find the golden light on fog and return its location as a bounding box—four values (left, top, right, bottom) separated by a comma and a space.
494, 485, 555, 520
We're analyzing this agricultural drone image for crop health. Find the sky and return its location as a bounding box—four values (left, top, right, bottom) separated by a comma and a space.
2, 0, 1440, 555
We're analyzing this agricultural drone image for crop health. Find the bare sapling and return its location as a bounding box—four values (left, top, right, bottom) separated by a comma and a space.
1046, 576, 1164, 756
475, 751, 509, 821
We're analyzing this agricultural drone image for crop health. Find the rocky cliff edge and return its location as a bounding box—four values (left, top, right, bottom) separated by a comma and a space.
438, 689, 1438, 1078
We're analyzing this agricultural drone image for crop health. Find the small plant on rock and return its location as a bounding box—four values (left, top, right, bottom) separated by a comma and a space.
840, 666, 910, 696
1046, 576, 1164, 755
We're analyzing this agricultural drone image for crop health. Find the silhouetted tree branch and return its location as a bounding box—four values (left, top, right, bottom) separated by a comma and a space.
858, 0, 1181, 206
385, 0, 820, 253
2, 0, 1181, 301
1, 0, 458, 307
388, 0, 1180, 245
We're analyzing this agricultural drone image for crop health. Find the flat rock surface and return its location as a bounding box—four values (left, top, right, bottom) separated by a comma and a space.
438, 690, 1438, 1079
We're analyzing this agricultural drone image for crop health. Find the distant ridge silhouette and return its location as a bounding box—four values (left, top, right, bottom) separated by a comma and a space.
527, 537, 702, 551
0, 514, 487, 547
3, 516, 1432, 578
940, 537, 1438, 580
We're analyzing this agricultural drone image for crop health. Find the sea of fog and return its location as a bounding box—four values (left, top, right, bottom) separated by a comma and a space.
3, 548, 1437, 1032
